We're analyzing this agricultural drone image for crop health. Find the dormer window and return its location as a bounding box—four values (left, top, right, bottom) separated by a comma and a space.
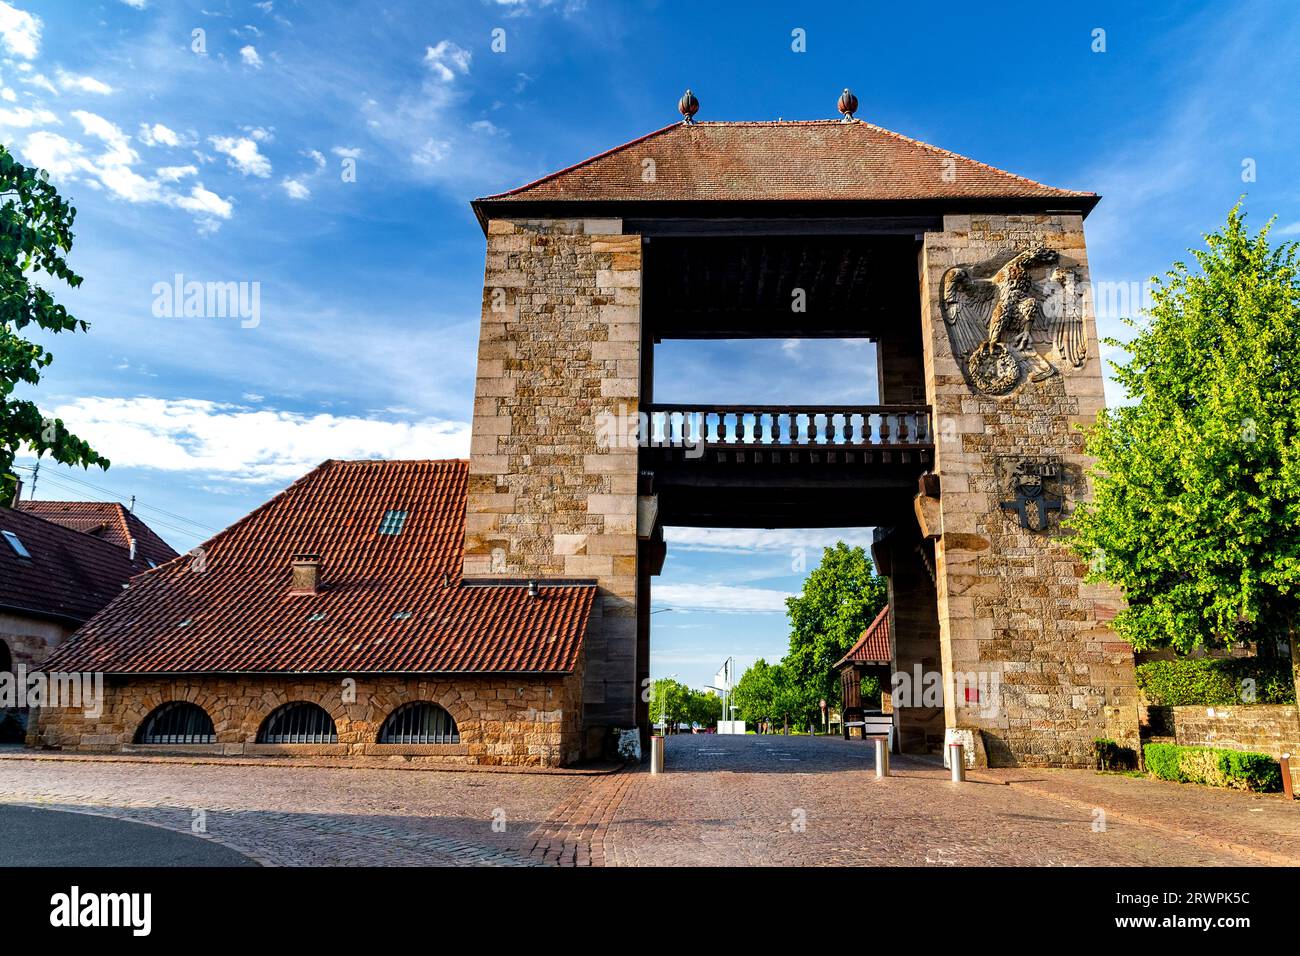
378, 509, 408, 536
2, 530, 31, 559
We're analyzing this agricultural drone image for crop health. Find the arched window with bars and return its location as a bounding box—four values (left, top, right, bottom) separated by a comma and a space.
378, 702, 460, 744
256, 701, 338, 744
134, 701, 216, 744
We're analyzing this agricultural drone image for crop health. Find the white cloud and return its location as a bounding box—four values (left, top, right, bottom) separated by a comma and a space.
209, 132, 271, 176
19, 116, 233, 228
331, 145, 361, 159
0, 104, 57, 128
1278, 221, 1300, 236
653, 583, 794, 614
1, 87, 15, 101
0, 1, 41, 59
46, 397, 471, 483
281, 176, 309, 199
138, 122, 182, 147
239, 44, 262, 69
56, 69, 114, 95
19, 71, 56, 95
423, 40, 470, 82
663, 527, 875, 555
302, 148, 325, 168
155, 164, 197, 182
412, 137, 449, 166
172, 183, 232, 219
119, 0, 147, 8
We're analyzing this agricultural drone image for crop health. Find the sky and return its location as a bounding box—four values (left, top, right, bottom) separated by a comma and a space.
3, 0, 1298, 690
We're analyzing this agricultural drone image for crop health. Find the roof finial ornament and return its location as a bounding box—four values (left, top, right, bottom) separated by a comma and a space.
837, 88, 858, 122
678, 88, 699, 124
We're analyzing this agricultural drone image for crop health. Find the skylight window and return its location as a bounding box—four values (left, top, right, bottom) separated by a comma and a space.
2, 530, 31, 559
378, 509, 409, 536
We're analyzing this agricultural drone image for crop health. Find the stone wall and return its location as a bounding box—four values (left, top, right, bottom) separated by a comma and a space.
464, 217, 642, 748
919, 213, 1140, 767
29, 670, 584, 767
1170, 704, 1300, 790
1, 612, 74, 670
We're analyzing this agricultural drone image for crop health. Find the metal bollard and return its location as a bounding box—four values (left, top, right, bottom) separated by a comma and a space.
650, 735, 665, 774
875, 737, 889, 778
1282, 753, 1294, 800
949, 742, 965, 782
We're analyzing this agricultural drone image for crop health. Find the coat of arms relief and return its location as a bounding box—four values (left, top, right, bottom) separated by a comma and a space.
939, 244, 1088, 396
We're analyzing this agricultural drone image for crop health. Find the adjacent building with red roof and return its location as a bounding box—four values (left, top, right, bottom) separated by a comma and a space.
1, 502, 174, 675
16, 499, 178, 569
31, 459, 596, 767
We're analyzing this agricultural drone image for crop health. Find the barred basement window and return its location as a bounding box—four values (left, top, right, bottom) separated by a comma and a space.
257, 702, 338, 744
378, 702, 459, 744
135, 702, 216, 745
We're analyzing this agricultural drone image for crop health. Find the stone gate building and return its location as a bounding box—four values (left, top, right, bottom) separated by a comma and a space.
464, 96, 1139, 766
29, 96, 1140, 768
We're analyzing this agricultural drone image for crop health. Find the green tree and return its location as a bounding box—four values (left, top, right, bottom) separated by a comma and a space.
648, 677, 692, 732
1069, 205, 1300, 705
732, 657, 779, 728
686, 688, 722, 729
1, 143, 108, 499
784, 542, 888, 715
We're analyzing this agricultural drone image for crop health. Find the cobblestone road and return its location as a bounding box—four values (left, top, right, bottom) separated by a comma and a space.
2, 735, 1294, 866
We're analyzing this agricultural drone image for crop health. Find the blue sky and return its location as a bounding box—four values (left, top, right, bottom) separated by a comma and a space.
3, 0, 1298, 690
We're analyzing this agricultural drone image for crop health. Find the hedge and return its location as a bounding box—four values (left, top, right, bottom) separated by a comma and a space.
1143, 743, 1282, 792
1135, 658, 1295, 707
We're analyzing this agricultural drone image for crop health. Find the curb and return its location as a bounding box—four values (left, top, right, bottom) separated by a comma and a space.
0, 751, 625, 777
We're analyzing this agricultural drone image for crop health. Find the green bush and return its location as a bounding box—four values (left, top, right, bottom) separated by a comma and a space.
1143, 743, 1282, 792
1135, 658, 1295, 707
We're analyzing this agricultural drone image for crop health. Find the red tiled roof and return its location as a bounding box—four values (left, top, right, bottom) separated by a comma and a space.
17, 499, 178, 567
477, 120, 1095, 205
40, 460, 595, 676
835, 605, 892, 668
0, 507, 144, 624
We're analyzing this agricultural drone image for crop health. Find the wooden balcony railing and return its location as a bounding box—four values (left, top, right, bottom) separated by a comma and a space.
642, 404, 933, 448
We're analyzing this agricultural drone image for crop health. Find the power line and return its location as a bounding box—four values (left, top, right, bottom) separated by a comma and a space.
11, 463, 222, 535
22, 475, 215, 543
12, 468, 222, 541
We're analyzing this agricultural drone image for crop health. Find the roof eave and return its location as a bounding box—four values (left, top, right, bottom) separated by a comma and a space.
470, 194, 1102, 236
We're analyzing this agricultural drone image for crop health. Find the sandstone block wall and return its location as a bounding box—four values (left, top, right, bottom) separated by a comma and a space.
1171, 703, 1300, 790
919, 213, 1140, 767
30, 671, 584, 767
464, 218, 642, 744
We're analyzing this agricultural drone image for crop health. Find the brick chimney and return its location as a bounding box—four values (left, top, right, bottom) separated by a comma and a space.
290, 553, 322, 594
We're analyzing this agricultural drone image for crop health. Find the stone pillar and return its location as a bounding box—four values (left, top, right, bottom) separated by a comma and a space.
918, 214, 1140, 767
464, 218, 643, 754
883, 527, 944, 753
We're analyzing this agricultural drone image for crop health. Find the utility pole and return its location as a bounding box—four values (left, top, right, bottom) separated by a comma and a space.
29, 461, 39, 498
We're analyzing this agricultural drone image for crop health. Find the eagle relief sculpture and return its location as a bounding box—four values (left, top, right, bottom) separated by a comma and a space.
940, 244, 1088, 395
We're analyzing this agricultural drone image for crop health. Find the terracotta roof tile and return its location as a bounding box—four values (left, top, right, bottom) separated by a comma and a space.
835, 604, 892, 667
17, 499, 178, 567
0, 507, 144, 624
478, 121, 1094, 204
40, 460, 595, 675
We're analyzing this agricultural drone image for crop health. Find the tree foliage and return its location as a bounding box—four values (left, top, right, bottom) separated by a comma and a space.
1, 143, 108, 498
1069, 206, 1300, 659
783, 542, 888, 711
648, 677, 721, 732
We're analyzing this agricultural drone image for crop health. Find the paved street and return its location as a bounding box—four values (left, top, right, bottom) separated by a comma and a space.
1, 735, 1295, 866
